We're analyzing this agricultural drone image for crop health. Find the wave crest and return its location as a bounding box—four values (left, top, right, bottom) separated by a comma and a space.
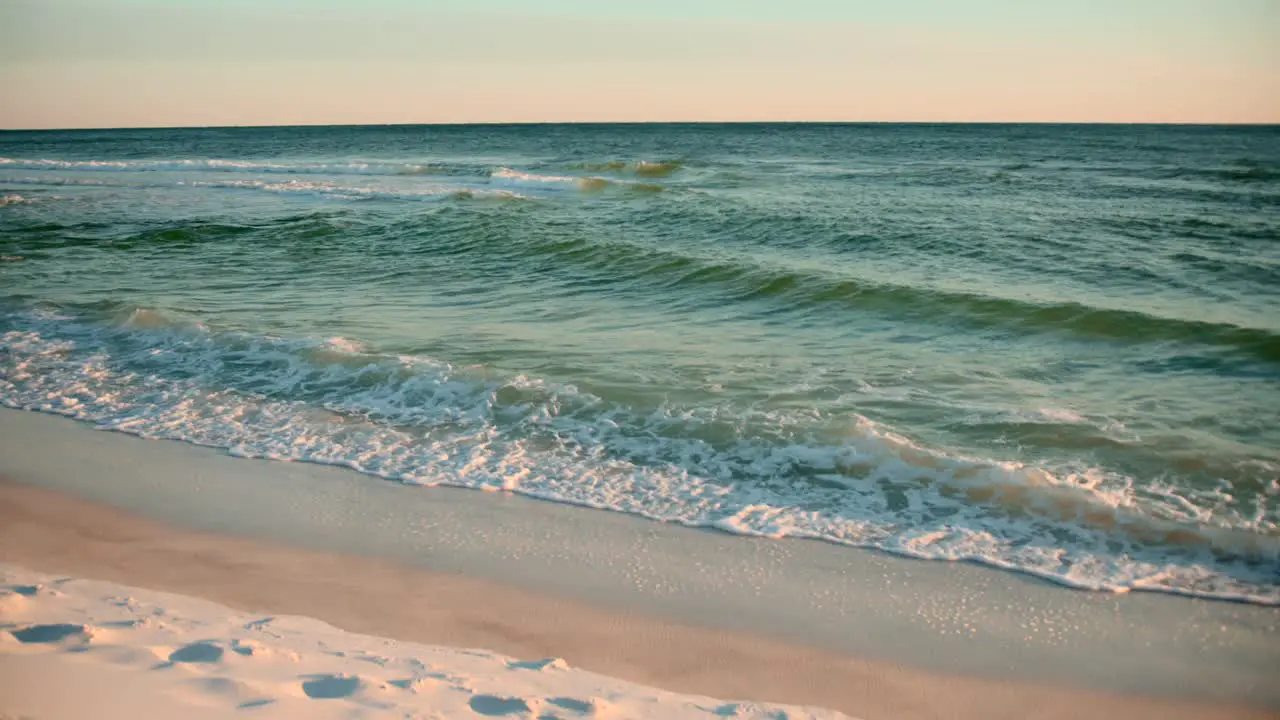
0, 157, 486, 178
489, 168, 661, 194
572, 160, 682, 178
0, 194, 34, 206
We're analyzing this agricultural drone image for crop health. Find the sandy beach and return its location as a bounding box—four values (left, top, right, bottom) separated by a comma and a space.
1, 407, 1277, 720
3, 558, 851, 720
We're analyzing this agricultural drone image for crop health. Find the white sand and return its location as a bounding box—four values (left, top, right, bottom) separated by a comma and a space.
1, 407, 1278, 719
0, 563, 849, 720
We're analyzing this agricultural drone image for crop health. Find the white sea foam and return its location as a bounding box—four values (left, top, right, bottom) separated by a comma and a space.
0, 156, 678, 187
323, 336, 367, 354
490, 168, 624, 192
0, 157, 290, 171
1, 157, 595, 199
0, 175, 113, 187
0, 193, 34, 206
0, 310, 1276, 604
185, 179, 523, 202
0, 157, 472, 177
491, 168, 574, 182
1035, 407, 1089, 424
491, 168, 581, 187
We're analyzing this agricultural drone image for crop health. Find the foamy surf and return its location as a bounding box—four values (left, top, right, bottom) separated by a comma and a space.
0, 307, 1275, 605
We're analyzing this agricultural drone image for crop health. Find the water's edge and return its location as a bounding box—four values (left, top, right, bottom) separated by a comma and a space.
2, 405, 1278, 707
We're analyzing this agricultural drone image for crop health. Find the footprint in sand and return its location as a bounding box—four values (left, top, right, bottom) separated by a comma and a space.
507, 657, 569, 672
168, 641, 225, 663
388, 676, 440, 693
710, 703, 789, 719
469, 694, 533, 716
546, 697, 600, 715
301, 673, 362, 699
183, 676, 275, 710
10, 623, 91, 645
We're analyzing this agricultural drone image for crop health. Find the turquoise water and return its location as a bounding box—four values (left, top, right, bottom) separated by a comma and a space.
1, 123, 1277, 602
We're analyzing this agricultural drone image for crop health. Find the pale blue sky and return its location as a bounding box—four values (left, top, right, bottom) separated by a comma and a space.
2, 0, 1276, 128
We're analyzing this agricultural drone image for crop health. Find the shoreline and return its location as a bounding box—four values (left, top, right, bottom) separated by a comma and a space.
2, 407, 1278, 718
3, 483, 1272, 720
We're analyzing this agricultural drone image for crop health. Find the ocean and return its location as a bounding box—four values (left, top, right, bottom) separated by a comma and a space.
1, 123, 1277, 604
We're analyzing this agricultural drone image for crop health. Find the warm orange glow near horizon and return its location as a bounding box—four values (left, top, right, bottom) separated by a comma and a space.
1, 1, 1277, 129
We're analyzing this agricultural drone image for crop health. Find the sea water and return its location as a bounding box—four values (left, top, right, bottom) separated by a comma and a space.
1, 123, 1277, 603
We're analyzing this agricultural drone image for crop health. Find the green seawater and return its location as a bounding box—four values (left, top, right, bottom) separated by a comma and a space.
2, 123, 1278, 601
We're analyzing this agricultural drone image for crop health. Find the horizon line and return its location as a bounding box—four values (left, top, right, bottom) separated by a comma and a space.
4, 119, 1279, 133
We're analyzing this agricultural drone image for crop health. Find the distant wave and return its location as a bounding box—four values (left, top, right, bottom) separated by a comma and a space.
490, 168, 582, 188
0, 194, 35, 207
1, 173, 529, 202
570, 160, 683, 178
490, 168, 663, 194
1, 157, 668, 195
0, 176, 113, 187
188, 178, 525, 202
0, 157, 485, 178
1161, 163, 1280, 184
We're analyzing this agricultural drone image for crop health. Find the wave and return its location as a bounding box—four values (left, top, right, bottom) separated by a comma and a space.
1, 173, 529, 202
1161, 163, 1280, 184
571, 160, 682, 178
1, 167, 658, 199
1, 305, 1276, 604
0, 157, 485, 178
0, 194, 34, 206
0, 176, 113, 187
188, 178, 525, 202
1, 157, 665, 197
419, 228, 1280, 365
7, 192, 1272, 365
490, 168, 662, 194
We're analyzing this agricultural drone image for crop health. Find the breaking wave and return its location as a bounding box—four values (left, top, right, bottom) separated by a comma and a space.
1, 305, 1276, 604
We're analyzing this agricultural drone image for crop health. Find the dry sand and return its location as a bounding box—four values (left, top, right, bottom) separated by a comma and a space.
1, 481, 1272, 720
2, 560, 845, 719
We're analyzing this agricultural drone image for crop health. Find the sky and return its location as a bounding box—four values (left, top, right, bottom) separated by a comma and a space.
1, 0, 1277, 128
